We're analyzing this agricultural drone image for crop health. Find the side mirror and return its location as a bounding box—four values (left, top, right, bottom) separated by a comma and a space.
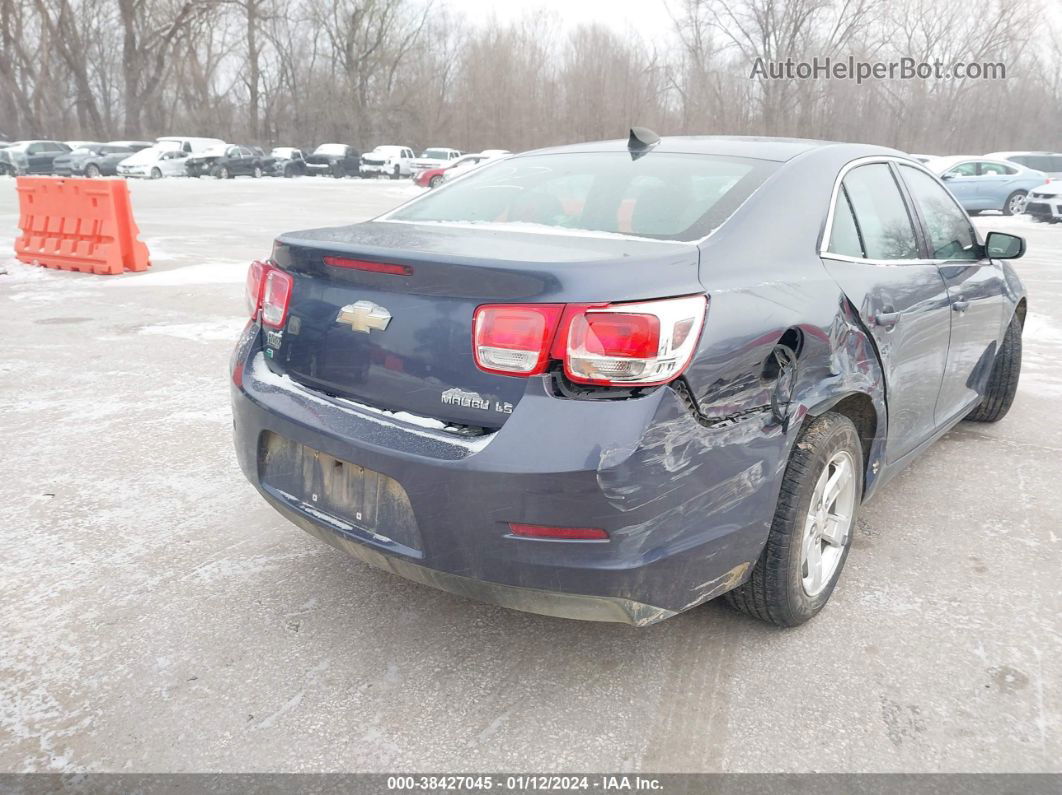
985, 231, 1025, 259
940, 173, 954, 181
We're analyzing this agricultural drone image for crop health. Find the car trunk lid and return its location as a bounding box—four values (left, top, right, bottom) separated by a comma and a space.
264, 221, 702, 429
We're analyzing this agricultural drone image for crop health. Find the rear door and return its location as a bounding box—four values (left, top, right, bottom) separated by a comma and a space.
897, 164, 1006, 421
973, 160, 1020, 210
939, 160, 985, 210
820, 161, 953, 463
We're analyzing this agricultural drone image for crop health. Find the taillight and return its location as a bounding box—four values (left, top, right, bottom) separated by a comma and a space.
245, 260, 267, 318
565, 295, 707, 386
261, 269, 293, 328
508, 523, 609, 541
473, 304, 564, 375
472, 295, 707, 386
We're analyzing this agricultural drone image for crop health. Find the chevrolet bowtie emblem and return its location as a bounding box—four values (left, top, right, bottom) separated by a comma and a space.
337, 300, 392, 333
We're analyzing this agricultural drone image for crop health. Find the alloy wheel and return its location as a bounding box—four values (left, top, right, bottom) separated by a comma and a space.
800, 450, 856, 597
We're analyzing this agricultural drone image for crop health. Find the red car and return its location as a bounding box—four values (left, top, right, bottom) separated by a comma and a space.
414, 151, 509, 188
414, 164, 448, 188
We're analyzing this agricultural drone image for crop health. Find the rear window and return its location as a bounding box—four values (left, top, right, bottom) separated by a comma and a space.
387, 151, 778, 241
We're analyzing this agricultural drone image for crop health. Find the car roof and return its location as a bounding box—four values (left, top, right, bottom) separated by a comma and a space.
520, 135, 902, 163
985, 150, 1062, 157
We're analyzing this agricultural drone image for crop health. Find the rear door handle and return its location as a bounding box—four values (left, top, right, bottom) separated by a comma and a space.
874, 311, 901, 330
952, 300, 970, 314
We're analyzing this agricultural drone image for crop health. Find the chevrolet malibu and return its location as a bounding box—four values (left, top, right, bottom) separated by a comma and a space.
231, 131, 1027, 627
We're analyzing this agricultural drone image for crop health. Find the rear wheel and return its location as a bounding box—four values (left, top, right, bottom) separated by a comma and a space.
84, 163, 101, 178
1003, 190, 1027, 216
725, 412, 863, 626
966, 313, 1021, 422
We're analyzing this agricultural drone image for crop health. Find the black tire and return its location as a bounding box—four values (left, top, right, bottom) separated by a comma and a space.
1003, 190, 1027, 216
332, 163, 345, 179
725, 412, 863, 627
253, 165, 263, 178
391, 165, 401, 180
0, 164, 15, 177
150, 167, 162, 179
429, 175, 443, 188
84, 163, 101, 178
966, 313, 1021, 423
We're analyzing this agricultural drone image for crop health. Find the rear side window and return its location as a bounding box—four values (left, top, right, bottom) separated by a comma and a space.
842, 164, 919, 260
387, 152, 779, 242
979, 161, 1016, 176
900, 166, 978, 261
828, 187, 865, 258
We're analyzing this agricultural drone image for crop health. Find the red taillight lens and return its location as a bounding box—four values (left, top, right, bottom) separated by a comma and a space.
508, 523, 609, 541
565, 295, 707, 386
261, 269, 293, 328
473, 304, 564, 375
471, 295, 707, 387
570, 312, 659, 358
323, 256, 411, 276
245, 260, 267, 318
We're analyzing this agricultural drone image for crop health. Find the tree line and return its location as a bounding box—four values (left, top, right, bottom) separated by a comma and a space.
1, 0, 1059, 156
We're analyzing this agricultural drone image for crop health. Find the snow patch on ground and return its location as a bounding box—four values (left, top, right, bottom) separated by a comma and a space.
110, 261, 248, 286
139, 318, 247, 343
1023, 313, 1062, 347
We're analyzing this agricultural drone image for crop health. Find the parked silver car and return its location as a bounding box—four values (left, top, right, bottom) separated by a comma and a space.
923, 156, 1047, 215
984, 151, 1062, 178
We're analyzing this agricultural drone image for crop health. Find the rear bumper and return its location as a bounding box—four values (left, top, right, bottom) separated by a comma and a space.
231, 330, 787, 624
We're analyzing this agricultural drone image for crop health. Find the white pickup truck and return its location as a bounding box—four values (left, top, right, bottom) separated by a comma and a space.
359, 146, 416, 179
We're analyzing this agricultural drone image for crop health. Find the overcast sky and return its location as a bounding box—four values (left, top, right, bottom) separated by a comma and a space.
446, 0, 677, 43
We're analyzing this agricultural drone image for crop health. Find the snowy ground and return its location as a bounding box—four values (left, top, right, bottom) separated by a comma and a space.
0, 176, 1059, 773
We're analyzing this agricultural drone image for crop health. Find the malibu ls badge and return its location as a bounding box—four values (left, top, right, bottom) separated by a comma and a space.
337, 300, 391, 333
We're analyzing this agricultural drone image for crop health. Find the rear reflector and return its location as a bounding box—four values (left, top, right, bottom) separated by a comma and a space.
508, 523, 609, 541
473, 304, 564, 375
261, 269, 293, 328
323, 256, 411, 276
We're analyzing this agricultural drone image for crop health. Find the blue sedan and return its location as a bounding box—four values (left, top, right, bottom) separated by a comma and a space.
231, 134, 1027, 627
925, 155, 1047, 215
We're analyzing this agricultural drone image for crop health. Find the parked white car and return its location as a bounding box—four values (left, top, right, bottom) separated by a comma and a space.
1025, 183, 1062, 223
410, 147, 462, 175
155, 136, 226, 154
116, 145, 191, 178
359, 145, 415, 179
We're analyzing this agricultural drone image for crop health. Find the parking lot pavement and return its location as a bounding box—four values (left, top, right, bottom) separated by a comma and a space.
0, 176, 1059, 774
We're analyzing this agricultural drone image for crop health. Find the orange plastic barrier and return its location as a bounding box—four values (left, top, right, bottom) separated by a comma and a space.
14, 177, 150, 275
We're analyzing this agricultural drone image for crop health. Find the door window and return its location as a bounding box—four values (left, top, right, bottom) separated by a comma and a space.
945, 162, 978, 177
978, 161, 1016, 176
900, 166, 978, 261
827, 186, 865, 258
842, 164, 920, 260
